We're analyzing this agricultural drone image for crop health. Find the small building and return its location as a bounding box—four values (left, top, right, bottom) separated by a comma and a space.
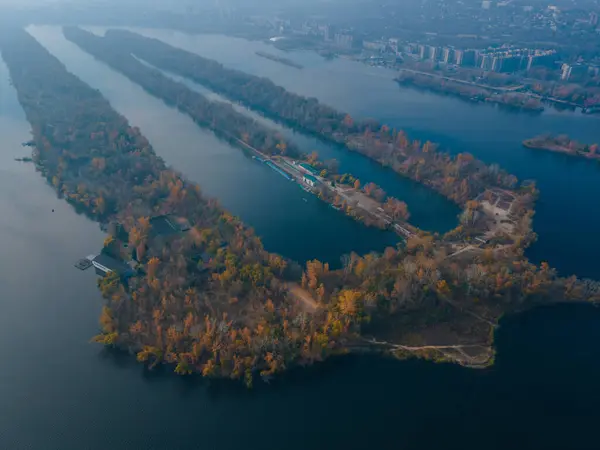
303, 174, 318, 187
93, 253, 135, 278
298, 162, 319, 176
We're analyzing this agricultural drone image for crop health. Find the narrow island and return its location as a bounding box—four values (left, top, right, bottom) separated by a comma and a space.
62, 26, 410, 235
255, 51, 303, 69
88, 30, 535, 207
64, 28, 540, 250
523, 135, 600, 161
3, 27, 598, 388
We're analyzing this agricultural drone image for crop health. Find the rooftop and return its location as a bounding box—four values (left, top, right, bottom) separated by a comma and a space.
93, 253, 134, 276
299, 162, 319, 175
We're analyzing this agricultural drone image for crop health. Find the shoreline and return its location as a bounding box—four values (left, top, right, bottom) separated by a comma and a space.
395, 77, 544, 113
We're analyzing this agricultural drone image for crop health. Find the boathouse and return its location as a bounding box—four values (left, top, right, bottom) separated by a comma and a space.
92, 253, 135, 277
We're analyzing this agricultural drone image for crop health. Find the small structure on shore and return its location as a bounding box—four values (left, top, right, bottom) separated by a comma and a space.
297, 162, 319, 176
92, 253, 135, 278
150, 215, 191, 237
302, 174, 318, 187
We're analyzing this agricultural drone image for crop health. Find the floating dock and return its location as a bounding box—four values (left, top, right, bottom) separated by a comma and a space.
74, 254, 97, 271
265, 161, 293, 181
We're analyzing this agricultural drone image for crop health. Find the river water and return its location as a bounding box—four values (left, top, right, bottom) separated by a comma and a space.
143, 61, 461, 234
25, 26, 401, 269
107, 27, 600, 279
1, 26, 600, 450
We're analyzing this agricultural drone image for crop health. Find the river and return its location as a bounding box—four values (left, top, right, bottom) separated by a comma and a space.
102, 27, 600, 279
1, 26, 600, 450
25, 26, 402, 269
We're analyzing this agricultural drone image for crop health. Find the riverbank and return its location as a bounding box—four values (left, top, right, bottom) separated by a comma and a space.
396, 70, 544, 113
523, 135, 600, 161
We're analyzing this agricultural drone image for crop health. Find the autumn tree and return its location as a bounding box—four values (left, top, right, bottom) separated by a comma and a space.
383, 197, 410, 221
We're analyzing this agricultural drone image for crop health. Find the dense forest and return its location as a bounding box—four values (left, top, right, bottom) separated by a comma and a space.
0, 28, 317, 384
94, 28, 530, 207
2, 28, 598, 385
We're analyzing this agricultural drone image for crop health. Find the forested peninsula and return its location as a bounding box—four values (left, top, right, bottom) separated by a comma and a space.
2, 28, 599, 386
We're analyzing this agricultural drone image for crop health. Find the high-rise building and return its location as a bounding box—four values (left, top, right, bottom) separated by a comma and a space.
481, 1, 492, 10
499, 56, 522, 73
427, 45, 438, 61
480, 54, 494, 70
561, 64, 589, 81
334, 33, 353, 49
561, 63, 572, 80
526, 51, 558, 71
442, 47, 453, 64
454, 49, 464, 65
590, 12, 599, 27
418, 44, 426, 60
491, 57, 500, 71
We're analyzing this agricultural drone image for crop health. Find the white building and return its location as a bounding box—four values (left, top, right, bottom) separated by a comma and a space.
303, 175, 318, 187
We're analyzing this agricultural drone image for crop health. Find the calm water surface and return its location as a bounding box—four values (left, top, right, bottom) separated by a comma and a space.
121, 28, 600, 279
27, 26, 399, 268
2, 27, 600, 450
145, 61, 460, 234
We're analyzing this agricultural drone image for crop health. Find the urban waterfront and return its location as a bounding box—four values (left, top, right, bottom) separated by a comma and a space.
1, 26, 600, 450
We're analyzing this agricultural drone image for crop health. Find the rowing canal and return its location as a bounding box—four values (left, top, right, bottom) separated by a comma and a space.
110, 26, 600, 279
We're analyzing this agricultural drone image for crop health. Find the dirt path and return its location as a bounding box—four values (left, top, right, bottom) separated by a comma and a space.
363, 337, 493, 367
286, 283, 319, 312
446, 244, 477, 259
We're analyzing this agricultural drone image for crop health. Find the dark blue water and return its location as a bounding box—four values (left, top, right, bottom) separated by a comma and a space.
153, 64, 460, 234
120, 28, 600, 279
2, 26, 600, 450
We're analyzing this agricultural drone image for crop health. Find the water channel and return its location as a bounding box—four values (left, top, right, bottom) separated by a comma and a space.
27, 25, 402, 268
114, 27, 600, 279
